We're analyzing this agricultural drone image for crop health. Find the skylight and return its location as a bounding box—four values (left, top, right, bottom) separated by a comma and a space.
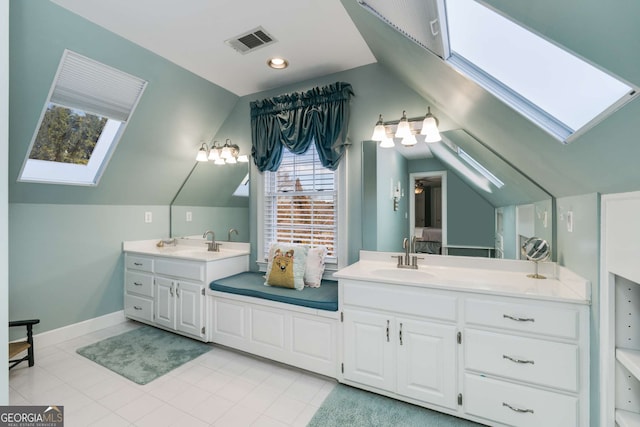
445, 0, 637, 143
18, 50, 147, 185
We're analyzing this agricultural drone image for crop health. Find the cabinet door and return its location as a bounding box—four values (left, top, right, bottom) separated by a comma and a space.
396, 318, 458, 409
343, 309, 395, 391
155, 277, 175, 330
176, 281, 204, 338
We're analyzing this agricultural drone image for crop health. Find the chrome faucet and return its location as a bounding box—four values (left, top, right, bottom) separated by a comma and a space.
394, 236, 422, 269
228, 228, 238, 242
202, 230, 221, 252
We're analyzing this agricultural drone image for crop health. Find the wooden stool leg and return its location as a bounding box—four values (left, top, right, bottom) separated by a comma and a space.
26, 324, 35, 367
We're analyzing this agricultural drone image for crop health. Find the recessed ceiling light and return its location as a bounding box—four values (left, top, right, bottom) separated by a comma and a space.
267, 57, 289, 69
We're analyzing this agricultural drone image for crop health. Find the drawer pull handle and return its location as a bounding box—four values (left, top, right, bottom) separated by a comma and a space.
502, 402, 534, 414
503, 355, 535, 365
399, 323, 403, 345
133, 282, 143, 286
133, 306, 142, 311
386, 320, 390, 342
134, 262, 143, 266
503, 314, 535, 322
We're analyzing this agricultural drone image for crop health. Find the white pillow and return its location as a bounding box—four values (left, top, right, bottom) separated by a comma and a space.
304, 246, 327, 288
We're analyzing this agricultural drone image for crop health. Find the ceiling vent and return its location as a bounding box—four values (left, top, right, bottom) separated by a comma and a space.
225, 26, 277, 54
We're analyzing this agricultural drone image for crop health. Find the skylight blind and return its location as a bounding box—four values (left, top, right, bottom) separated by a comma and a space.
50, 50, 147, 122
263, 144, 338, 261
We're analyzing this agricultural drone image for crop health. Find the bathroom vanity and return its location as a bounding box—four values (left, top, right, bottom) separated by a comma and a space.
122, 239, 249, 341
335, 251, 591, 427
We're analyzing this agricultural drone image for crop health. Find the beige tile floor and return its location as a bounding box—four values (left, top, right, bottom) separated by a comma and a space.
9, 321, 336, 427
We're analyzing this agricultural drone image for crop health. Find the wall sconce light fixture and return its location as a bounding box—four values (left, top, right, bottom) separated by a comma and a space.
371, 107, 442, 148
196, 139, 249, 164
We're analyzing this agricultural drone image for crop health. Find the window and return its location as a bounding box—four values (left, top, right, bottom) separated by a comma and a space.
233, 173, 249, 197
445, 0, 637, 143
18, 50, 147, 185
262, 144, 339, 264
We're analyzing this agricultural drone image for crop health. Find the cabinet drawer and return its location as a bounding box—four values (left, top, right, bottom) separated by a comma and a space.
465, 298, 578, 339
125, 271, 154, 297
464, 374, 578, 427
125, 294, 153, 322
126, 255, 154, 272
155, 258, 204, 282
465, 328, 578, 392
343, 281, 457, 322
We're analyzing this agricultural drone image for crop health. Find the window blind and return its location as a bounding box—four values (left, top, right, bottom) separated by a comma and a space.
263, 144, 338, 261
50, 50, 147, 122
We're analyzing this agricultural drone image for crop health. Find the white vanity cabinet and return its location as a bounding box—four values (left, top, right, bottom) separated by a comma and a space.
125, 253, 207, 340
124, 249, 249, 342
462, 296, 589, 427
341, 279, 459, 410
124, 255, 155, 322
154, 276, 205, 338
338, 270, 590, 427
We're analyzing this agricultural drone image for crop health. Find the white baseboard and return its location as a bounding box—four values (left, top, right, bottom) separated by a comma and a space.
33, 311, 126, 349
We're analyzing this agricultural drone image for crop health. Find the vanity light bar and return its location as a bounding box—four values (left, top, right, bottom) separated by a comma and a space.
457, 148, 505, 189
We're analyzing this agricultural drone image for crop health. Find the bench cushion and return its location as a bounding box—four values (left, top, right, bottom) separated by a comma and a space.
210, 272, 338, 311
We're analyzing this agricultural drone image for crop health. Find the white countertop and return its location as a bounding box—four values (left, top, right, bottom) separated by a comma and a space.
123, 238, 250, 262
334, 251, 590, 304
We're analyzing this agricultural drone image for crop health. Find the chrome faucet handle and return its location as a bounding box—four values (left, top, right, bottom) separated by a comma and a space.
411, 255, 424, 267
391, 255, 403, 267
204, 241, 222, 252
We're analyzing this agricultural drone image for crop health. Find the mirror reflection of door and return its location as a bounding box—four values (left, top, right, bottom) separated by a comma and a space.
412, 173, 445, 254
495, 208, 504, 259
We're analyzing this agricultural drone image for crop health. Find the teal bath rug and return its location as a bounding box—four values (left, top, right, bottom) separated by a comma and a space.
76, 325, 211, 385
308, 384, 485, 427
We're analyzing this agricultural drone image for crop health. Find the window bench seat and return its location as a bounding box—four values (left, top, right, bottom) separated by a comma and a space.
207, 271, 339, 378
209, 272, 338, 312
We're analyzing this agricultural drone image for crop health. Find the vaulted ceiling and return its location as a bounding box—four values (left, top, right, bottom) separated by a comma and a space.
26, 1, 640, 199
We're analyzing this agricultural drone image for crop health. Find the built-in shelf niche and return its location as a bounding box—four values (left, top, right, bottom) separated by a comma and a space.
615, 274, 640, 425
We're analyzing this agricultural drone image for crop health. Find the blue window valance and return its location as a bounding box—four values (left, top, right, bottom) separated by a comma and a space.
250, 82, 354, 172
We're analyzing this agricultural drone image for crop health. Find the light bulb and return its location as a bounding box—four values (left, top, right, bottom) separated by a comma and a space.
379, 136, 395, 148
196, 145, 209, 162
371, 114, 386, 141
395, 111, 412, 138
401, 134, 417, 146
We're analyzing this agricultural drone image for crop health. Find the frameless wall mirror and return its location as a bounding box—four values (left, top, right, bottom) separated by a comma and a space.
361, 129, 554, 260
170, 161, 249, 242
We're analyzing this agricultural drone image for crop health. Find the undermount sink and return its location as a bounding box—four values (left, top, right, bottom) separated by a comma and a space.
371, 268, 435, 282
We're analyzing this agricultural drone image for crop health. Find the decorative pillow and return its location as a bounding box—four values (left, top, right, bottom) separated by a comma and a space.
304, 246, 327, 288
265, 244, 308, 290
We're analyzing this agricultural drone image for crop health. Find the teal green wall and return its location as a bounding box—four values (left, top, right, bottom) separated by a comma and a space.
446, 172, 495, 248
555, 193, 600, 425
376, 148, 409, 252
362, 141, 378, 250
9, 204, 168, 338
170, 206, 249, 241
8, 1, 240, 335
